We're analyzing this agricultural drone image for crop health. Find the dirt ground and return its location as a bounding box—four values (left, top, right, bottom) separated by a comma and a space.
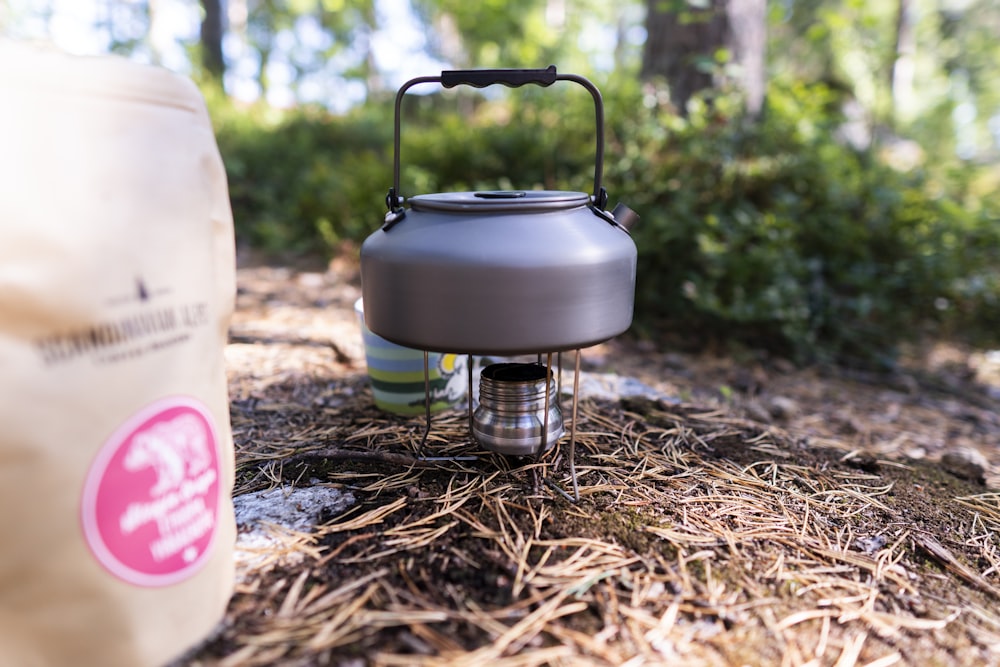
179, 252, 1000, 666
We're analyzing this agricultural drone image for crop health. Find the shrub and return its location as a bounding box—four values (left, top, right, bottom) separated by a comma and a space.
604, 79, 1000, 363
210, 97, 393, 253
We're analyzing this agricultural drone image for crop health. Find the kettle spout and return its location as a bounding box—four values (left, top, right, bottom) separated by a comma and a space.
611, 203, 639, 231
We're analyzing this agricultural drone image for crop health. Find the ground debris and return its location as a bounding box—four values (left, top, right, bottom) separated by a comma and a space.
180, 260, 1000, 667
940, 447, 990, 485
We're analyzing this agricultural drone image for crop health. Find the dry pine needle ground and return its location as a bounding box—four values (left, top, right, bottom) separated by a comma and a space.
179, 260, 1000, 667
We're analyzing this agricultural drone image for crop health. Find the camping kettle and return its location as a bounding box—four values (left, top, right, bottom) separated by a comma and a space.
360, 66, 638, 356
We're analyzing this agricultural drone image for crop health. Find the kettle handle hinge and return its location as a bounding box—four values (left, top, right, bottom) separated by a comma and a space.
383, 188, 406, 231
589, 188, 639, 233
589, 187, 625, 232
590, 205, 627, 232
593, 186, 608, 210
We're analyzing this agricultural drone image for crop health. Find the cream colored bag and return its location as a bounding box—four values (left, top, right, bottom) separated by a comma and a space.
0, 42, 236, 667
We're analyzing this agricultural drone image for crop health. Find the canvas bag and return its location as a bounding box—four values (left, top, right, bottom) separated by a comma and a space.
0, 42, 236, 667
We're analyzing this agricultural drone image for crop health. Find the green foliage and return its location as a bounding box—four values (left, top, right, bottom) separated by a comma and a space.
411, 0, 558, 67
209, 78, 999, 364
607, 78, 1000, 363
210, 95, 392, 253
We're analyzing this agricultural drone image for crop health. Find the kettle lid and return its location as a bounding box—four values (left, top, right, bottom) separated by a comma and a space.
409, 190, 590, 214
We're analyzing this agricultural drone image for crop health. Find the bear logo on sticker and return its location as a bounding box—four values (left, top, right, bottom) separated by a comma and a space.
81, 397, 221, 587
124, 414, 213, 498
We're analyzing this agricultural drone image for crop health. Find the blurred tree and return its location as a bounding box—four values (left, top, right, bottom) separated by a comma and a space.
98, 0, 150, 56
409, 0, 637, 75
146, 0, 166, 65
767, 0, 999, 165
200, 0, 225, 82
641, 0, 767, 117
313, 0, 379, 97
411, 0, 558, 68
889, 0, 915, 126
932, 0, 1000, 163
224, 0, 379, 102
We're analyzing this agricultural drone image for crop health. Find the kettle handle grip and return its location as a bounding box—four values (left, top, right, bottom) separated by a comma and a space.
440, 66, 559, 89
388, 66, 605, 215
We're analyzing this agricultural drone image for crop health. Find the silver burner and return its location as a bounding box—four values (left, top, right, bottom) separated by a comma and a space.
471, 363, 564, 456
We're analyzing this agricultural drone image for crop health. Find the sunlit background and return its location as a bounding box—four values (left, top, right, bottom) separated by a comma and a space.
1, 0, 996, 159
0, 0, 646, 111
2, 0, 998, 361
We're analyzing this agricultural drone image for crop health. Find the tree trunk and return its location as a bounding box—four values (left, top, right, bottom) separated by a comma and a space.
726, 0, 766, 117
360, 3, 382, 100
257, 45, 271, 100
642, 0, 767, 118
200, 0, 225, 83
890, 0, 916, 125
146, 0, 165, 65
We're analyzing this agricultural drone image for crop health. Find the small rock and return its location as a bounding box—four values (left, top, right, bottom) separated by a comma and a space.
660, 352, 689, 370
767, 396, 800, 420
636, 339, 658, 354
843, 451, 880, 473
855, 535, 887, 554
295, 272, 325, 288
744, 400, 773, 424
831, 409, 864, 434
730, 366, 768, 395
577, 372, 679, 404
896, 373, 919, 395
337, 660, 366, 667
770, 358, 797, 375
234, 485, 356, 533
940, 447, 989, 484
231, 485, 356, 574
406, 485, 432, 499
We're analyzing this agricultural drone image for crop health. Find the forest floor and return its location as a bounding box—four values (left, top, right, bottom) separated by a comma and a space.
180, 252, 1000, 666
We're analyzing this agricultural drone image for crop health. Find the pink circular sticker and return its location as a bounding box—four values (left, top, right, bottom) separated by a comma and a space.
81, 396, 222, 587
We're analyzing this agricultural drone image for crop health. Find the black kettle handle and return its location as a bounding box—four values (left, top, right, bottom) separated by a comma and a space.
386, 66, 606, 219
440, 66, 559, 89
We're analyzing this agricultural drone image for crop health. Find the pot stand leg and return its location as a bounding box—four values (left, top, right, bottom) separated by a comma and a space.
415, 350, 431, 459
530, 352, 554, 496
467, 353, 474, 441
542, 348, 582, 503
534, 352, 554, 458
417, 350, 477, 462
557, 351, 563, 411
569, 347, 581, 501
